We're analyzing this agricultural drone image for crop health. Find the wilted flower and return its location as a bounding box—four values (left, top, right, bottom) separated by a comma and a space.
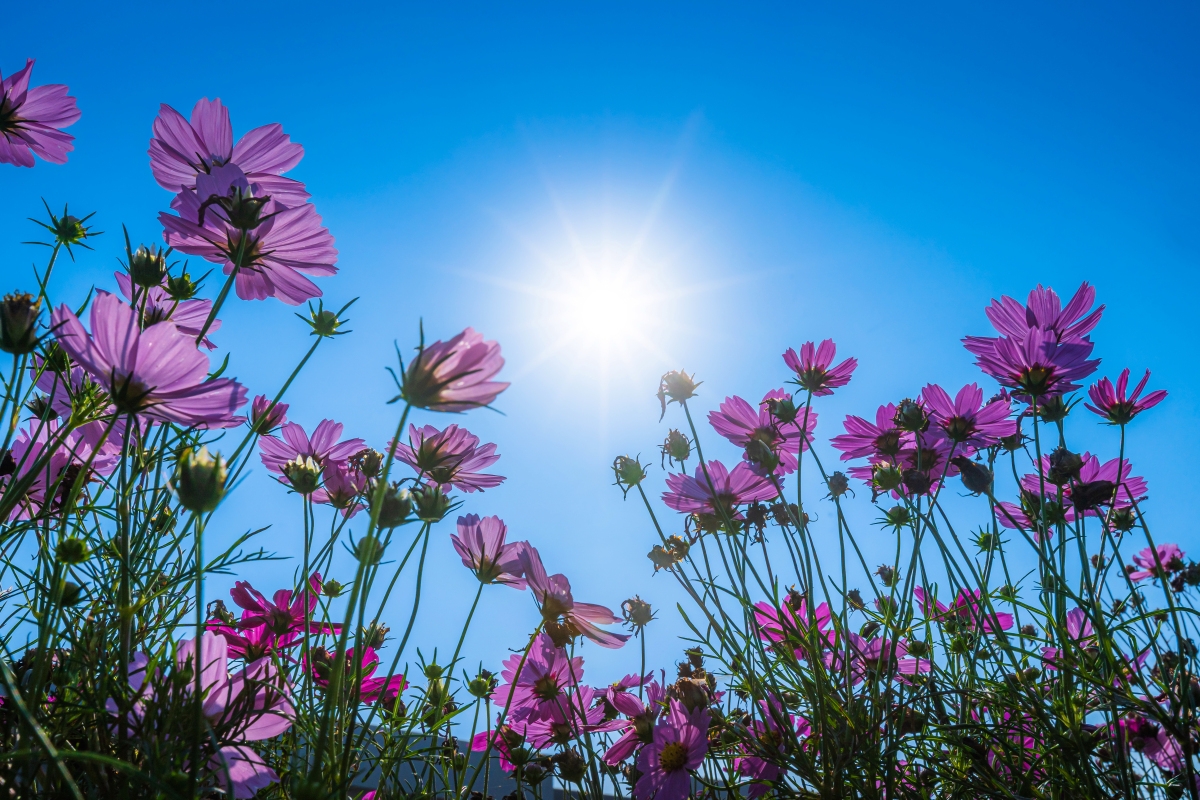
783, 339, 857, 396
398, 327, 508, 411
51, 292, 246, 427
622, 596, 655, 631
1085, 369, 1167, 425
0, 60, 80, 167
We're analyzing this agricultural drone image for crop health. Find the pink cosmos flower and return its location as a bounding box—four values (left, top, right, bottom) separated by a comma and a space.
602, 679, 665, 765
971, 327, 1100, 398
259, 419, 366, 478
1128, 544, 1185, 582
519, 684, 607, 749
114, 270, 219, 350
752, 598, 834, 654
921, 383, 1012, 447
248, 394, 289, 434
831, 404, 905, 461
226, 573, 331, 639
735, 698, 811, 799
834, 635, 932, 684
2, 418, 119, 520
914, 587, 1013, 634
109, 632, 293, 799
782, 339, 857, 396
319, 461, 368, 515
634, 699, 709, 800
492, 632, 585, 723
400, 327, 509, 411
451, 514, 527, 587
966, 282, 1104, 345
309, 646, 406, 705
662, 460, 776, 518
149, 98, 309, 206
1042, 607, 1095, 668
708, 389, 817, 475
0, 60, 80, 167
393, 424, 504, 493
1012, 453, 1148, 519
1085, 369, 1167, 425
51, 291, 246, 428
161, 164, 337, 306
522, 546, 630, 649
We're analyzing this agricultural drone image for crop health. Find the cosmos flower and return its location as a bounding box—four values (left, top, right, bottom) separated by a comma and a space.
492, 633, 585, 723
399, 327, 509, 411
160, 164, 338, 306
114, 270, 220, 349
50, 291, 246, 428
1128, 544, 1185, 583
521, 546, 630, 649
971, 327, 1100, 398
248, 394, 289, 434
451, 514, 527, 587
965, 282, 1103, 345
921, 383, 1012, 447
831, 404, 905, 461
393, 424, 503, 493
634, 699, 709, 800
662, 460, 776, 518
1085, 369, 1167, 425
602, 679, 666, 765
0, 60, 80, 167
752, 598, 834, 652
308, 646, 406, 705
708, 389, 817, 475
914, 587, 1013, 634
734, 699, 811, 799
782, 339, 857, 396
1041, 607, 1096, 668
2, 418, 119, 520
149, 97, 309, 206
258, 419, 365, 477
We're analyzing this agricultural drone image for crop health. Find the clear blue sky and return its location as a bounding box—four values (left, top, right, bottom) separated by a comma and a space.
4, 2, 1198, 684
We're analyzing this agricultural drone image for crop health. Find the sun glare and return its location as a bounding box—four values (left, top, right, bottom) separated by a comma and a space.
553, 268, 654, 351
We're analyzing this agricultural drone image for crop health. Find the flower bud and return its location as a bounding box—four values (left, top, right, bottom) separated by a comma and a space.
172, 447, 228, 513
1035, 394, 1072, 423
951, 456, 993, 496
906, 639, 930, 658
282, 455, 322, 495
901, 468, 933, 496
875, 565, 897, 587
1109, 507, 1137, 533
612, 455, 648, 496
55, 537, 90, 565
622, 596, 655, 629
355, 536, 385, 566
128, 245, 167, 288
56, 580, 84, 608
468, 669, 497, 699
554, 748, 587, 783
423, 662, 445, 681
893, 398, 929, 433
974, 530, 1002, 553
743, 438, 779, 473
352, 448, 384, 479
249, 395, 288, 434
660, 429, 691, 468
765, 396, 798, 425
1046, 446, 1083, 486
321, 579, 344, 598
49, 212, 91, 247
412, 484, 451, 522
826, 471, 850, 498
24, 394, 56, 421
871, 463, 903, 496
880, 504, 911, 529
362, 621, 390, 650
656, 370, 701, 420
1072, 480, 1116, 512
845, 589, 865, 610
369, 481, 413, 528
305, 302, 344, 338
166, 271, 199, 301
0, 293, 41, 355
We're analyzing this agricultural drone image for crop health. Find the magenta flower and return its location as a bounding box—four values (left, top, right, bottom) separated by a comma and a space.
1042, 607, 1096, 669
161, 164, 338, 306
522, 546, 630, 649
248, 394, 289, 434
734, 699, 810, 798
708, 389, 817, 475
227, 573, 330, 639
971, 327, 1100, 398
662, 460, 776, 518
633, 699, 709, 800
782, 339, 857, 396
393, 424, 504, 493
451, 514, 527, 587
752, 598, 834, 652
1128, 544, 1185, 582
921, 383, 1012, 447
149, 98, 309, 206
492, 633, 586, 723
309, 646, 406, 705
914, 587, 1013, 634
318, 461, 367, 514
967, 282, 1104, 344
602, 679, 666, 765
831, 403, 904, 461
0, 60, 80, 167
259, 419, 365, 477
51, 291, 246, 428
400, 327, 509, 411
1086, 369, 1167, 425
1014, 452, 1148, 518
114, 270, 220, 349
3, 418, 119, 520
519, 684, 607, 749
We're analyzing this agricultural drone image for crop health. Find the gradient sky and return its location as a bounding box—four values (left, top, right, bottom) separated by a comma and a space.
4, 2, 1198, 685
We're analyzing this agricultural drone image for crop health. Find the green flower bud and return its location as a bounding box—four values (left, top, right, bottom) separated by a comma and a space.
57, 581, 84, 608
355, 535, 385, 566
166, 271, 199, 301
656, 370, 701, 420
321, 579, 343, 598
282, 455, 322, 495
369, 481, 413, 528
412, 484, 451, 523
172, 447, 227, 513
0, 293, 41, 355
55, 537, 91, 565
128, 245, 167, 288
660, 429, 691, 467
612, 455, 648, 496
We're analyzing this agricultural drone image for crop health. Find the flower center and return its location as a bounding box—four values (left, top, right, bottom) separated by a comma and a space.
0, 95, 20, 134
532, 673, 562, 701
658, 741, 688, 772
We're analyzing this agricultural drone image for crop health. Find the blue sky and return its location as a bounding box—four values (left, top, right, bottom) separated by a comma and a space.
4, 2, 1199, 684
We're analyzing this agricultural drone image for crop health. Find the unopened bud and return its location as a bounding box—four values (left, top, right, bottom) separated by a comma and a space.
1046, 447, 1083, 486
872, 463, 904, 496
172, 447, 227, 513
166, 271, 199, 301
661, 429, 691, 467
974, 530, 1002, 553
743, 438, 779, 473
881, 504, 910, 529
128, 245, 167, 288
468, 669, 497, 699
362, 621, 390, 649
875, 565, 898, 587
369, 481, 413, 528
321, 579, 343, 598
1109, 507, 1137, 533
355, 536, 385, 566
305, 302, 344, 337
55, 537, 91, 565
657, 370, 701, 420
412, 484, 451, 522
765, 396, 798, 425
282, 455, 322, 495
353, 448, 384, 479
951, 456, 993, 496
826, 471, 850, 498
0, 293, 41, 355
846, 589, 865, 610
893, 398, 929, 433
249, 395, 288, 434
56, 580, 84, 607
612, 455, 648, 494
622, 596, 655, 629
